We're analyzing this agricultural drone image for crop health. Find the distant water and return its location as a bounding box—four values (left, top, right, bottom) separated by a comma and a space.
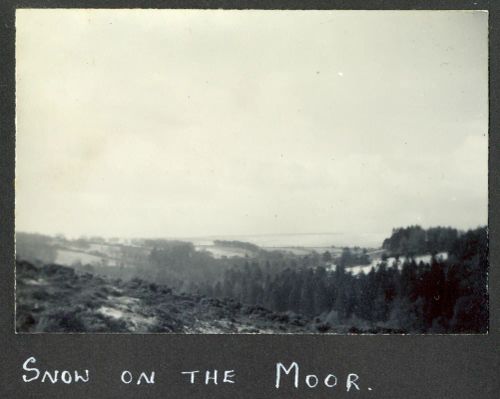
185, 232, 387, 249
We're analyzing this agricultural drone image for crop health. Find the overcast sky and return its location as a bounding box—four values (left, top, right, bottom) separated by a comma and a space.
15, 9, 488, 242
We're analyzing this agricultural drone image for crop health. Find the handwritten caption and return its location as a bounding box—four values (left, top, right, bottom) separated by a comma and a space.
21, 356, 373, 392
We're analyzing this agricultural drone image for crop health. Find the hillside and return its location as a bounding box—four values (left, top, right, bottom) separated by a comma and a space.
16, 260, 321, 334
15, 225, 488, 334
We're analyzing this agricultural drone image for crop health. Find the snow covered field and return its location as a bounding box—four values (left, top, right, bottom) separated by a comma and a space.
345, 252, 449, 276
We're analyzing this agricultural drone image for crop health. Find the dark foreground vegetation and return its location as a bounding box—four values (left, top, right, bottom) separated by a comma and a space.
16, 226, 487, 333
16, 260, 319, 333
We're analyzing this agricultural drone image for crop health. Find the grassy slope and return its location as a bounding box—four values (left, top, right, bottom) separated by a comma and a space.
16, 260, 316, 334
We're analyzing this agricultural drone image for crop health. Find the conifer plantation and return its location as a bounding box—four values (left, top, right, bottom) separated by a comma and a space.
16, 226, 488, 333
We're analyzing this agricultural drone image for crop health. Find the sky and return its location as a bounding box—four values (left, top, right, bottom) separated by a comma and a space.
15, 10, 488, 244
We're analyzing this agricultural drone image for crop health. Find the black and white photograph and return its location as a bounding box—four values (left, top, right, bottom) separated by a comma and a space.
15, 9, 488, 334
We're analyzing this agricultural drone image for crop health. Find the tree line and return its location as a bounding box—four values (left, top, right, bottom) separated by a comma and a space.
203, 227, 487, 333
382, 225, 460, 257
